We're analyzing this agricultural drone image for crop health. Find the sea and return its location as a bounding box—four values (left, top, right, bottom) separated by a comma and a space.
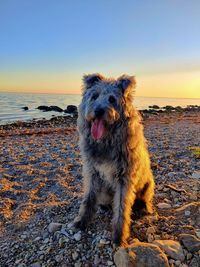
0, 92, 200, 125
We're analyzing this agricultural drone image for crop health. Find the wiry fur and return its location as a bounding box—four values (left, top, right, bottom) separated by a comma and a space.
74, 73, 155, 246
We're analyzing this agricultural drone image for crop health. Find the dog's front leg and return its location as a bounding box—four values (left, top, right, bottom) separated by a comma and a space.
112, 180, 136, 246
74, 171, 98, 230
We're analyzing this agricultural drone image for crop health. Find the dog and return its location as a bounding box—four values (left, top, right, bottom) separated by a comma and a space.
73, 73, 155, 246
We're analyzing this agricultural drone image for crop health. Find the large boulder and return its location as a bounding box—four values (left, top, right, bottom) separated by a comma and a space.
37, 105, 63, 112
179, 234, 200, 253
64, 105, 78, 116
49, 106, 63, 112
22, 106, 29, 111
37, 105, 52, 112
153, 240, 184, 261
114, 241, 169, 267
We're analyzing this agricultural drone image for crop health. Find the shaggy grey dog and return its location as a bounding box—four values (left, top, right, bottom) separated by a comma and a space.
74, 73, 155, 246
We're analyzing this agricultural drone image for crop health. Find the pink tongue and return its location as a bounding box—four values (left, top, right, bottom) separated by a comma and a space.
91, 119, 105, 140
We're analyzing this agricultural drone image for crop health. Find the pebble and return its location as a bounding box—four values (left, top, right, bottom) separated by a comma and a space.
30, 263, 41, 267
157, 202, 172, 209
184, 210, 191, 216
99, 239, 110, 245
34, 237, 41, 242
191, 171, 200, 179
107, 260, 114, 266
20, 234, 27, 240
72, 251, 79, 261
47, 222, 62, 233
74, 232, 82, 241
195, 230, 200, 239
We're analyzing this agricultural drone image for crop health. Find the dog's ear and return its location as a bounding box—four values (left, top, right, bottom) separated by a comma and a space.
117, 75, 136, 97
82, 73, 104, 90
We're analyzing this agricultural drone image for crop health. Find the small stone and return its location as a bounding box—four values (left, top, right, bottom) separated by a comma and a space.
147, 226, 156, 235
184, 210, 191, 216
48, 222, 62, 233
107, 260, 113, 266
34, 237, 41, 242
147, 234, 154, 243
30, 263, 41, 267
74, 262, 82, 267
186, 253, 192, 260
174, 260, 181, 266
179, 234, 200, 253
99, 239, 109, 245
196, 230, 200, 239
157, 203, 172, 209
43, 238, 49, 244
94, 255, 101, 265
153, 240, 184, 261
55, 254, 63, 262
191, 171, 200, 179
74, 232, 81, 241
20, 234, 27, 240
72, 251, 79, 261
189, 256, 199, 267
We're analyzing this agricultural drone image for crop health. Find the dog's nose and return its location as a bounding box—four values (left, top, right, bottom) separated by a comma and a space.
94, 107, 105, 117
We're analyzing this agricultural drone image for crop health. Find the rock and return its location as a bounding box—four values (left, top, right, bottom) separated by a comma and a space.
185, 210, 191, 216
179, 234, 200, 253
72, 251, 79, 260
157, 202, 172, 209
196, 229, 200, 239
30, 263, 41, 267
47, 222, 62, 233
189, 256, 200, 267
37, 105, 52, 112
94, 255, 101, 265
37, 105, 63, 112
74, 232, 81, 241
149, 105, 160, 109
64, 105, 78, 115
99, 239, 110, 245
153, 240, 185, 261
49, 106, 63, 112
114, 241, 169, 267
107, 260, 114, 266
22, 106, 28, 111
191, 171, 200, 179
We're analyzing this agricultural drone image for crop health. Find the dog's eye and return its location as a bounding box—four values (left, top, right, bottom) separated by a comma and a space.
109, 95, 116, 104
91, 93, 99, 101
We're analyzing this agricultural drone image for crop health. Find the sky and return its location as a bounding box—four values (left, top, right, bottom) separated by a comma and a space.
0, 0, 200, 98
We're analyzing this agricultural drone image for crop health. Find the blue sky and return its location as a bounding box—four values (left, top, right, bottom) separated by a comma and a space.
0, 0, 200, 97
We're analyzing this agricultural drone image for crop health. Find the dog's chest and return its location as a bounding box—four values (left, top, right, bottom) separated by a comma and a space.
95, 161, 116, 185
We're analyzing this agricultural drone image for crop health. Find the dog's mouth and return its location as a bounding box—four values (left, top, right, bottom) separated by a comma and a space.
91, 118, 106, 140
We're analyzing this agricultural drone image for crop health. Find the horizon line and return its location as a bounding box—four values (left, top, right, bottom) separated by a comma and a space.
0, 90, 200, 100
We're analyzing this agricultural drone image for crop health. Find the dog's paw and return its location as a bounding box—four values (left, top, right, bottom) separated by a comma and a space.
113, 230, 128, 247
73, 219, 87, 231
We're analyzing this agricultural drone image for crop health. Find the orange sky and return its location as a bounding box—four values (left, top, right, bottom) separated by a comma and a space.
0, 70, 200, 98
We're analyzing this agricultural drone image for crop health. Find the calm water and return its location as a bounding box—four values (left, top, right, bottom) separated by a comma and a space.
0, 92, 200, 125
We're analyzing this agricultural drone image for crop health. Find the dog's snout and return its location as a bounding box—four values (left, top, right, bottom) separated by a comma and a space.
94, 107, 105, 117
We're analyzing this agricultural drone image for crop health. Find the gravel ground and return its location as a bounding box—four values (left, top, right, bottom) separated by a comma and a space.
0, 112, 200, 267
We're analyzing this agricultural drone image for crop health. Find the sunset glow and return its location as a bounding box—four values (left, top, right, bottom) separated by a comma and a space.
0, 1, 200, 98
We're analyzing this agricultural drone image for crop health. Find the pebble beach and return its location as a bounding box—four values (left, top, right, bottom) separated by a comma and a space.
0, 110, 200, 267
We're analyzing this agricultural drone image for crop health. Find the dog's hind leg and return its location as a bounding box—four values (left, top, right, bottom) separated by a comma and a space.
112, 181, 136, 246
74, 170, 99, 230
140, 179, 154, 214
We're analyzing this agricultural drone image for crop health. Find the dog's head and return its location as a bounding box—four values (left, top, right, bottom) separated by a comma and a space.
79, 73, 136, 140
